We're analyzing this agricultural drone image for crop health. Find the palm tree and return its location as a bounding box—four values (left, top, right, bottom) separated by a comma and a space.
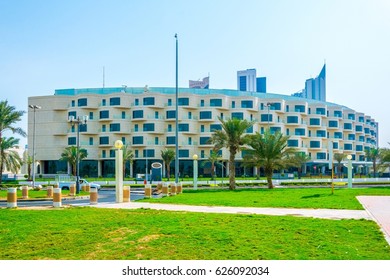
287, 152, 311, 179
201, 150, 222, 179
59, 146, 88, 176
333, 153, 345, 178
209, 117, 254, 190
0, 100, 26, 149
161, 149, 175, 181
25, 155, 33, 180
122, 144, 134, 179
365, 147, 381, 177
0, 137, 23, 184
246, 130, 295, 189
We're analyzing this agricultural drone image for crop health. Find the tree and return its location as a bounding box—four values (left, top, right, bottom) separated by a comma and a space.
25, 155, 33, 180
209, 117, 254, 190
245, 130, 295, 189
365, 147, 381, 177
59, 146, 88, 176
0, 137, 23, 184
287, 152, 311, 179
0, 100, 26, 149
201, 150, 222, 179
333, 153, 345, 178
161, 149, 175, 181
122, 144, 134, 179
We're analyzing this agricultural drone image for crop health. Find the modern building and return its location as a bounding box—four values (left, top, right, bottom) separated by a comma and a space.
237, 69, 267, 93
293, 64, 326, 101
28, 86, 378, 178
189, 76, 209, 89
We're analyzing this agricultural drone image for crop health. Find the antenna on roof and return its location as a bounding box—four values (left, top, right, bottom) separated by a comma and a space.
103, 66, 105, 88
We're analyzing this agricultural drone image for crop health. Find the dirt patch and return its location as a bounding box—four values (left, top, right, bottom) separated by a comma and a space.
138, 234, 161, 243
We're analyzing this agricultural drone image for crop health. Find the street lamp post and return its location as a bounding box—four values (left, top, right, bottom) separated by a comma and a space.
115, 140, 124, 203
347, 154, 353, 189
193, 154, 198, 190
266, 102, 272, 129
29, 105, 41, 188
68, 115, 88, 194
175, 33, 179, 185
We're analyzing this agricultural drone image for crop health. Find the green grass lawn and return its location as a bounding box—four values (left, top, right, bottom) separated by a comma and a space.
0, 190, 90, 199
0, 207, 389, 260
141, 187, 390, 210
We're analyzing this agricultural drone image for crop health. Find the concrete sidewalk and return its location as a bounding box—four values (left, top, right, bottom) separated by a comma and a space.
91, 201, 371, 220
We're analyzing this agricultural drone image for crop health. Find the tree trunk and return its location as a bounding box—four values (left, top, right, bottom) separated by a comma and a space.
166, 164, 170, 181
228, 150, 236, 190
265, 166, 274, 189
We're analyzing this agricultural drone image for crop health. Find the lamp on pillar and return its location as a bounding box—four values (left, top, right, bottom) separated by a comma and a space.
115, 140, 124, 202
193, 154, 198, 190
347, 154, 353, 189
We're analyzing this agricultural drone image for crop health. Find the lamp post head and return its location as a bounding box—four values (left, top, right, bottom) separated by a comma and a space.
114, 140, 123, 150
347, 155, 352, 160
193, 154, 198, 160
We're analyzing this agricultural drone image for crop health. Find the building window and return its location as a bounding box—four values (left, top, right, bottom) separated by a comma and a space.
356, 145, 363, 151
166, 110, 176, 119
200, 125, 205, 132
167, 99, 172, 106
178, 123, 189, 132
99, 136, 109, 145
329, 120, 338, 128
333, 142, 339, 149
231, 112, 243, 120
110, 123, 120, 132
261, 114, 272, 122
317, 152, 326, 160
100, 110, 109, 119
102, 150, 106, 158
122, 137, 126, 144
348, 113, 355, 120
334, 132, 342, 139
201, 150, 205, 158
79, 124, 87, 132
68, 137, 76, 145
344, 123, 352, 130
143, 149, 155, 158
334, 110, 342, 118
89, 112, 94, 120
89, 137, 93, 145
178, 149, 189, 158
241, 100, 253, 108
155, 137, 159, 145
178, 97, 189, 106
134, 150, 139, 158
78, 98, 87, 107
310, 141, 321, 148
316, 130, 326, 137
155, 111, 159, 119
210, 99, 222, 107
132, 110, 144, 119
200, 137, 210, 145
200, 100, 204, 107
295, 105, 305, 113
287, 116, 298, 124
270, 127, 281, 134
200, 111, 212, 119
348, 134, 355, 141
110, 97, 120, 106
231, 101, 236, 108
316, 108, 326, 115
101, 99, 106, 106
246, 126, 253, 133
101, 124, 106, 132
71, 100, 75, 107
167, 124, 172, 132
134, 124, 139, 132
355, 125, 363, 132
132, 136, 143, 145
359, 136, 365, 142
188, 112, 192, 119
68, 111, 76, 119
109, 150, 115, 158
135, 99, 139, 106
210, 124, 222, 131
287, 139, 299, 147
344, 143, 353, 150
122, 111, 126, 119
143, 123, 155, 132
358, 116, 365, 123
310, 118, 320, 125
239, 76, 247, 91
143, 97, 155, 105
188, 137, 192, 145
166, 136, 175, 145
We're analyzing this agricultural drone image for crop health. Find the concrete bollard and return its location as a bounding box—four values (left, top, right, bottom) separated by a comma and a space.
86, 183, 91, 192
70, 184, 76, 196
144, 184, 152, 198
22, 185, 29, 199
123, 186, 131, 202
177, 182, 183, 194
47, 185, 53, 198
90, 187, 98, 205
53, 188, 62, 208
162, 183, 169, 197
7, 188, 17, 208
54, 183, 59, 188
170, 183, 177, 196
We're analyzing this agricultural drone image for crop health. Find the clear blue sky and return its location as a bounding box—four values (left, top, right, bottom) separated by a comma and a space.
1, 0, 389, 147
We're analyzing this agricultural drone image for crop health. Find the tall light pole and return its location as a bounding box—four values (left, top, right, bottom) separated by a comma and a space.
29, 105, 41, 188
193, 154, 198, 190
115, 140, 124, 203
266, 102, 272, 130
347, 154, 353, 189
68, 115, 88, 194
175, 33, 179, 184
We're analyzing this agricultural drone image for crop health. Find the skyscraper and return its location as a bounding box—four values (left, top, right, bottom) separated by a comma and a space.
237, 69, 267, 92
293, 64, 326, 101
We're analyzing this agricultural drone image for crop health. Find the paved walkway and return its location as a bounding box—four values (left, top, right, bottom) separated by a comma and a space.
91, 198, 390, 245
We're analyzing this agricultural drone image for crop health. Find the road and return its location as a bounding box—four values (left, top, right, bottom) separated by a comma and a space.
0, 189, 156, 208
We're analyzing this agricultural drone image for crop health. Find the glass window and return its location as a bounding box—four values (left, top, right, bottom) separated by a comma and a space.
134, 124, 139, 132
167, 99, 172, 106
178, 123, 189, 132
270, 103, 281, 110
287, 139, 298, 147
231, 112, 243, 120
329, 120, 338, 128
200, 125, 205, 132
178, 97, 189, 106
143, 149, 155, 157
316, 130, 326, 137
356, 145, 363, 151
333, 142, 339, 149
348, 134, 355, 140
155, 111, 159, 119
110, 97, 120, 106
295, 105, 305, 113
200, 137, 210, 145
132, 136, 143, 144
109, 150, 115, 158
344, 123, 352, 130
100, 110, 109, 119
135, 99, 139, 106
166, 110, 176, 119
132, 110, 144, 119
110, 123, 120, 132
143, 97, 155, 105
143, 123, 155, 131
344, 143, 353, 150
68, 111, 76, 119
348, 113, 355, 120
178, 149, 189, 158
99, 136, 109, 145
210, 124, 222, 131
200, 100, 205, 107
334, 111, 342, 118
166, 136, 175, 145
155, 137, 159, 145
68, 137, 76, 145
334, 132, 342, 139
89, 137, 93, 145
270, 127, 281, 134
79, 124, 87, 132
188, 137, 192, 145
310, 118, 320, 125
246, 126, 253, 133
317, 153, 326, 160
89, 112, 94, 120
241, 100, 253, 108
310, 141, 321, 148
78, 98, 87, 107
101, 124, 106, 132
167, 124, 172, 132
287, 116, 298, 123
200, 111, 212, 119
102, 150, 106, 158
71, 100, 75, 107
210, 99, 222, 107
261, 114, 272, 122
101, 99, 106, 106
316, 108, 326, 115
355, 125, 363, 132
231, 101, 235, 108
121, 111, 126, 119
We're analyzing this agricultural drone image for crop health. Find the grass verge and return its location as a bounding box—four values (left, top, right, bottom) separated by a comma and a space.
0, 207, 389, 260
140, 187, 390, 210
